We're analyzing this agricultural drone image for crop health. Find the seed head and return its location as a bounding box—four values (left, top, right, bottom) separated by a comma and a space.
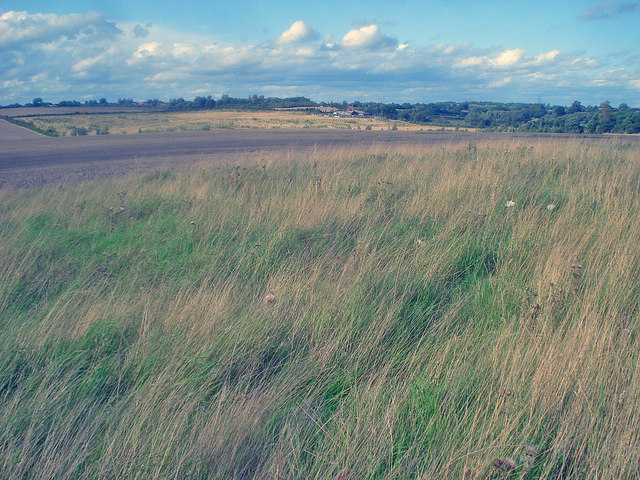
524, 445, 539, 457
493, 457, 517, 471
529, 303, 541, 319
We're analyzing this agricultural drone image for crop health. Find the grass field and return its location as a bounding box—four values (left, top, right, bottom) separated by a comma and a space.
1, 138, 640, 478
13, 110, 456, 136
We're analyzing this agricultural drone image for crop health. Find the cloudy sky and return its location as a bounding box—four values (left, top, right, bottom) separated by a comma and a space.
1, 0, 639, 106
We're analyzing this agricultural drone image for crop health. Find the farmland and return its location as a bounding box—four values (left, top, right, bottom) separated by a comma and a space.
0, 119, 497, 187
2, 133, 640, 478
10, 109, 451, 137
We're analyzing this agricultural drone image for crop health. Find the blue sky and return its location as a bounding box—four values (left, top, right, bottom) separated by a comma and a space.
1, 1, 639, 105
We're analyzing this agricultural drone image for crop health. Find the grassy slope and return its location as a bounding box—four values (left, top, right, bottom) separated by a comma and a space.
15, 110, 440, 136
1, 139, 640, 479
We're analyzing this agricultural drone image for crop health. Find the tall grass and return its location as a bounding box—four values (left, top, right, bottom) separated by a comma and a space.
1, 138, 640, 478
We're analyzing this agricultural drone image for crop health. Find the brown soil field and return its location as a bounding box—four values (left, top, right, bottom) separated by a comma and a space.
0, 106, 160, 117
0, 118, 43, 140
0, 120, 480, 187
2, 118, 637, 187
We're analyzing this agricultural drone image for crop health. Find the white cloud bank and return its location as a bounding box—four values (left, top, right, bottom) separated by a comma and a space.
277, 20, 319, 44
1, 10, 639, 106
0, 10, 120, 47
340, 24, 397, 50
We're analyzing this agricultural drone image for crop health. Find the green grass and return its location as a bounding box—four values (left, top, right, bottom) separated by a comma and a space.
1, 138, 640, 478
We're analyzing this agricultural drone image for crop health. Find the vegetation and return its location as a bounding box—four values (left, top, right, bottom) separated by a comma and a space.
347, 100, 640, 133
11, 110, 430, 136
2, 138, 640, 478
166, 94, 317, 111
4, 96, 640, 134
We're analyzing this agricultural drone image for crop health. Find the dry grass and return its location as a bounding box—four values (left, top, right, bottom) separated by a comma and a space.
15, 110, 456, 136
1, 137, 639, 478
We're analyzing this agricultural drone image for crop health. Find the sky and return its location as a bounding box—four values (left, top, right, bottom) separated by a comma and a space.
1, 1, 639, 106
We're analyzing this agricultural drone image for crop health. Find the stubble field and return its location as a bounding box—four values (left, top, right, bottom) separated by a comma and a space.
1, 136, 640, 478
12, 109, 452, 136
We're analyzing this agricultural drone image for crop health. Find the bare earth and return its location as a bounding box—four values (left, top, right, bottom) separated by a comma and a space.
1, 118, 638, 187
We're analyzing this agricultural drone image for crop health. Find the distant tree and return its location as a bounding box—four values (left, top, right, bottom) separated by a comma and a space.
596, 101, 614, 133
567, 101, 585, 114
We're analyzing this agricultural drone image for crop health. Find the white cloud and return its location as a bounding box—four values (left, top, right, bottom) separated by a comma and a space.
172, 43, 194, 56
455, 56, 486, 68
134, 42, 162, 57
1, 10, 638, 106
0, 10, 120, 47
277, 20, 318, 45
534, 50, 560, 64
489, 49, 525, 67
341, 24, 397, 50
72, 48, 114, 72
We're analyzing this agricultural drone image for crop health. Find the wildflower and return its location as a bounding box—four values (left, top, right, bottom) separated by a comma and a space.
571, 264, 583, 278
547, 203, 555, 211
505, 200, 516, 208
264, 291, 276, 304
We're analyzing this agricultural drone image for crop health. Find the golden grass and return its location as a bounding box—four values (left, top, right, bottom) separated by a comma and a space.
1, 137, 640, 478
15, 110, 457, 135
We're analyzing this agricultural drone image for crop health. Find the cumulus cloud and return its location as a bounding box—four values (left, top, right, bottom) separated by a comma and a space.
580, 1, 638, 20
455, 48, 562, 69
456, 56, 485, 68
534, 49, 560, 64
489, 49, 525, 67
0, 10, 637, 106
341, 24, 397, 50
134, 42, 162, 58
0, 10, 120, 47
276, 20, 318, 44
